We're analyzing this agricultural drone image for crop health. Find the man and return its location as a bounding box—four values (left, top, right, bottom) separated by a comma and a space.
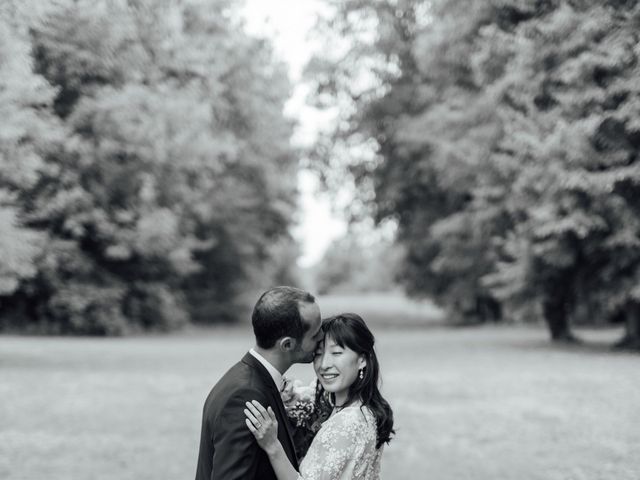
195, 286, 323, 480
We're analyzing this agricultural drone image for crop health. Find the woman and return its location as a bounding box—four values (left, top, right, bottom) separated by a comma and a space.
244, 313, 395, 480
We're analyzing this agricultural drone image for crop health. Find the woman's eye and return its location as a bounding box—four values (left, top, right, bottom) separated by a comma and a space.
332, 351, 343, 356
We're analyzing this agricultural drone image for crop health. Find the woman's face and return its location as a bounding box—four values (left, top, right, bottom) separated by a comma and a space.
313, 334, 365, 403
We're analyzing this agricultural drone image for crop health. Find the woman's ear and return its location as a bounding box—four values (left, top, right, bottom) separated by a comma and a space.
358, 355, 367, 370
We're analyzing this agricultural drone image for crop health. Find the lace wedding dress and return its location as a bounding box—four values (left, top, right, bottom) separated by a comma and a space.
296, 403, 382, 480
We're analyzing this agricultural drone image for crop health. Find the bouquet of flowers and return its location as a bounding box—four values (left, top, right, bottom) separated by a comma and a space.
280, 377, 332, 459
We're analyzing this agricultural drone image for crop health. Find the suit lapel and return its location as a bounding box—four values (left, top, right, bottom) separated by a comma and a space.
241, 353, 299, 467
266, 382, 299, 465
269, 385, 298, 460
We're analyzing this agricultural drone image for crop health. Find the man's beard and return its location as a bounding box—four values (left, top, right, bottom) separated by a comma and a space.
296, 349, 315, 364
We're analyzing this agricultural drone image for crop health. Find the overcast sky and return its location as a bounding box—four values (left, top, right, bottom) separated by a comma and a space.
242, 0, 347, 268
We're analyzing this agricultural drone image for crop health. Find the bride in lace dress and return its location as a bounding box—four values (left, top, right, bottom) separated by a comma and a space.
245, 313, 395, 480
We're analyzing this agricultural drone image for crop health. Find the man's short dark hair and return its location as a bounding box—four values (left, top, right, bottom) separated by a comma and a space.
252, 286, 316, 348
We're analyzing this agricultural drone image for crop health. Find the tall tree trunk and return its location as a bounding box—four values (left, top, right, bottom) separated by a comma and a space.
614, 302, 640, 351
542, 279, 579, 343
476, 295, 502, 323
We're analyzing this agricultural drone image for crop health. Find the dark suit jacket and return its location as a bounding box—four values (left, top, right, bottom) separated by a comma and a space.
195, 352, 298, 480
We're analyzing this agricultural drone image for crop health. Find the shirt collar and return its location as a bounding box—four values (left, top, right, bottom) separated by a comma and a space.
249, 348, 284, 391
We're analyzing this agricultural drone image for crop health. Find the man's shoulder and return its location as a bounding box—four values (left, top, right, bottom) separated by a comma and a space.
204, 357, 269, 409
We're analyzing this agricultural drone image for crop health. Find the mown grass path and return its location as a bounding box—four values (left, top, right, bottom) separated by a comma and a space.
1, 322, 638, 480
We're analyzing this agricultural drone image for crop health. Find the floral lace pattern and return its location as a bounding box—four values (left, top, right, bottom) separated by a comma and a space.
297, 403, 382, 480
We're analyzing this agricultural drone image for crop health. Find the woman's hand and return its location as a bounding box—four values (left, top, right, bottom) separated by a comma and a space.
244, 400, 279, 455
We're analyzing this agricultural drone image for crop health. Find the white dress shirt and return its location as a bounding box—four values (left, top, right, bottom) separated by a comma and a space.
249, 348, 284, 391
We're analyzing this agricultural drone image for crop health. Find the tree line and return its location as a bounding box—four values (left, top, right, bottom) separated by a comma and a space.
0, 0, 298, 334
307, 0, 640, 349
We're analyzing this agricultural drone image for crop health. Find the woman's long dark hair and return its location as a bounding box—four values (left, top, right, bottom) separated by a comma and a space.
315, 313, 395, 449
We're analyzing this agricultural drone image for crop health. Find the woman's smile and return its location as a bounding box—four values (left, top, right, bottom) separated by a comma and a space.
320, 372, 339, 383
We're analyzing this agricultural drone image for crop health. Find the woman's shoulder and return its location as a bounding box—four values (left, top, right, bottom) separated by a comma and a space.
331, 403, 376, 433
315, 404, 376, 449
340, 402, 375, 418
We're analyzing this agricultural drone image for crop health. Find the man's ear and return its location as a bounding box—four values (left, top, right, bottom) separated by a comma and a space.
279, 336, 296, 352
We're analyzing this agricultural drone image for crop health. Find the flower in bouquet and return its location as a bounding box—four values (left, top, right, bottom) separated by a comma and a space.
280, 377, 331, 458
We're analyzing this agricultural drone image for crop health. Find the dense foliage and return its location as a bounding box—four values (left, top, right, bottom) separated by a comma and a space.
308, 0, 640, 347
313, 229, 403, 295
0, 0, 298, 334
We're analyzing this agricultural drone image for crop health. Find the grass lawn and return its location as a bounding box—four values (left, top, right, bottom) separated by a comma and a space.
1, 294, 638, 479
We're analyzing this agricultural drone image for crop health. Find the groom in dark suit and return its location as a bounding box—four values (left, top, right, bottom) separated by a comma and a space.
195, 286, 323, 480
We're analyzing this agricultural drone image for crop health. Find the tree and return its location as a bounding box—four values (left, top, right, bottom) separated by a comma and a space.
314, 227, 402, 295
1, 0, 298, 334
308, 0, 640, 348
307, 0, 507, 323
483, 1, 640, 346
0, 8, 62, 322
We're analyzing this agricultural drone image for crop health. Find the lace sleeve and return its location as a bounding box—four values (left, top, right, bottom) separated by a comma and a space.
298, 407, 369, 480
